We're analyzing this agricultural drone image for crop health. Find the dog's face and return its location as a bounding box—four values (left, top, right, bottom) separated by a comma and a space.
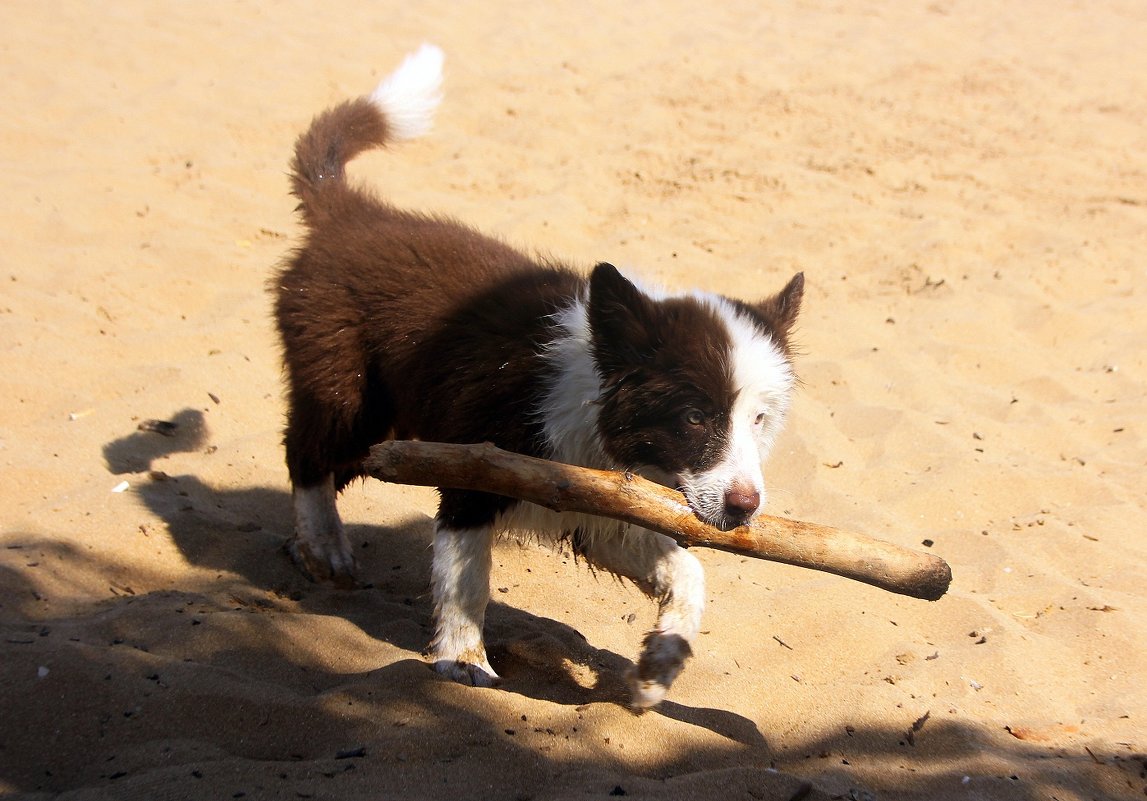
589, 264, 803, 530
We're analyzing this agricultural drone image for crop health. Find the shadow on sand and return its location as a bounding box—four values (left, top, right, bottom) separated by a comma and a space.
0, 409, 1138, 799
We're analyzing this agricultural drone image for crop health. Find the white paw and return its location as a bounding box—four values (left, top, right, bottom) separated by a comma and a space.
433, 657, 500, 688
630, 631, 692, 708
629, 675, 670, 708
290, 480, 356, 587
285, 535, 357, 588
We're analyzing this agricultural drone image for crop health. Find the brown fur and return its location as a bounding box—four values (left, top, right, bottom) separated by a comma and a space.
274, 97, 803, 530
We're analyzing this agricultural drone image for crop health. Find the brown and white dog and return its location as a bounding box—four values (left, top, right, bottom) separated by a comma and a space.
273, 45, 803, 707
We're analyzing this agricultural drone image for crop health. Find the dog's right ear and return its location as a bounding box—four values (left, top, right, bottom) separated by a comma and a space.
755, 271, 804, 340
588, 262, 658, 378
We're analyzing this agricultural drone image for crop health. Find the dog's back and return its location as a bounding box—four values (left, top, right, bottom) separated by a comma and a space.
276, 46, 585, 496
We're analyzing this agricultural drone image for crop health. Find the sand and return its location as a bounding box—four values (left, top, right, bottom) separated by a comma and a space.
1, 1, 1145, 799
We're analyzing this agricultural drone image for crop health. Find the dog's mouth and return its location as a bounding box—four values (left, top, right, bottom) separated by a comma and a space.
691, 502, 754, 532
673, 478, 747, 532
672, 475, 759, 532
628, 466, 755, 532
708, 514, 748, 532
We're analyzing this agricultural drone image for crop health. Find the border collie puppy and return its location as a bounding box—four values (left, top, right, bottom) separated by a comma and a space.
274, 44, 803, 707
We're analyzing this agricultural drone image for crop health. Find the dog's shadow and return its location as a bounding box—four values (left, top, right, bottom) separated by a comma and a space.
102, 407, 765, 747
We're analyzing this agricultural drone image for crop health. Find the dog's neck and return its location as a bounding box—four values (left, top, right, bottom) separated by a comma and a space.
539, 295, 611, 470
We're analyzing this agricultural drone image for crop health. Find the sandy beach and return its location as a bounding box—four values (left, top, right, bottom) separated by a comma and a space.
1, 1, 1144, 798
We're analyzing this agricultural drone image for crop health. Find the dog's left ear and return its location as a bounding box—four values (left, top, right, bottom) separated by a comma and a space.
587, 262, 658, 378
756, 272, 804, 338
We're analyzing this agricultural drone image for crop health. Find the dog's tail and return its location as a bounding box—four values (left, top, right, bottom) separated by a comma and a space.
289, 43, 444, 222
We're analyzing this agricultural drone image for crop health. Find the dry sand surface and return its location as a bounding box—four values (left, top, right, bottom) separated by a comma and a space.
2, 1, 1145, 799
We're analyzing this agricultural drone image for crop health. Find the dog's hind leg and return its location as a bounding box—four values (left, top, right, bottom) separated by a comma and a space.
282, 396, 361, 587
574, 528, 705, 708
286, 474, 357, 588
280, 374, 394, 587
428, 523, 499, 687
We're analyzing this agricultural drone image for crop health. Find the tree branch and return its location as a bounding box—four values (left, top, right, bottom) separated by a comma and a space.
364, 441, 951, 601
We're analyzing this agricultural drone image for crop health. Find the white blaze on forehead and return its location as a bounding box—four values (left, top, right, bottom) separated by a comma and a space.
676, 295, 795, 524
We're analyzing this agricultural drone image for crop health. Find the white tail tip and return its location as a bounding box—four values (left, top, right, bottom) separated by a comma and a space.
369, 43, 444, 141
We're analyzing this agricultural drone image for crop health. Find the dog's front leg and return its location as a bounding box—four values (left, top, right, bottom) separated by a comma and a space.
428, 524, 499, 687
578, 529, 705, 708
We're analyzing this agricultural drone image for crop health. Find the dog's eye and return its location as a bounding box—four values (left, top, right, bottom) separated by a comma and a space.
684, 409, 706, 427
754, 412, 766, 426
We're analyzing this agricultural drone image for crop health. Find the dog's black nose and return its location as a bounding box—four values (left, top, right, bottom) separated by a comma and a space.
723, 488, 760, 523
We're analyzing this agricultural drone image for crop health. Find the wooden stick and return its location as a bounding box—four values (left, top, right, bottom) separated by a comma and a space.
364, 441, 952, 601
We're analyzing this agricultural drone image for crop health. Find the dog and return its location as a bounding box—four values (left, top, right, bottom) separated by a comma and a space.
273, 44, 803, 707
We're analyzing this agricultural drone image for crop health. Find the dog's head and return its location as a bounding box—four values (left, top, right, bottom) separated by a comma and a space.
588, 263, 803, 531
